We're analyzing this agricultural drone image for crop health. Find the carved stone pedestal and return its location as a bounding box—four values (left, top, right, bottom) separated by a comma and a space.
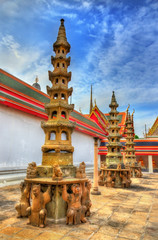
130, 166, 143, 178
37, 165, 76, 178
99, 168, 131, 188
25, 177, 89, 223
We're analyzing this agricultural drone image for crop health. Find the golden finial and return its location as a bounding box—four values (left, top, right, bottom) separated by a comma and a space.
132, 109, 135, 116
126, 104, 130, 112
79, 107, 82, 113
35, 75, 39, 83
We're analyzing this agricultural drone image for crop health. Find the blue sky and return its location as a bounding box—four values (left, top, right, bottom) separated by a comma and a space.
0, 0, 158, 137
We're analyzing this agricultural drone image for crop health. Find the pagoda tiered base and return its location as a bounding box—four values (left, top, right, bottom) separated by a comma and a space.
99, 168, 131, 188
130, 166, 143, 178
25, 177, 89, 223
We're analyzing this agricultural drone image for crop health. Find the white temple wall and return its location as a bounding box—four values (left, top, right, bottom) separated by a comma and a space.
0, 105, 44, 169
0, 105, 94, 169
72, 131, 94, 166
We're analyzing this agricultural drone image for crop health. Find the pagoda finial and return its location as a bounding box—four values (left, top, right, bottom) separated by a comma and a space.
94, 98, 97, 106
60, 18, 64, 26
109, 91, 118, 108
89, 85, 93, 114
53, 19, 70, 52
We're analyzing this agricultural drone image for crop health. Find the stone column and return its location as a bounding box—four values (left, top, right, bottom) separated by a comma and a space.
148, 155, 153, 173
91, 137, 101, 195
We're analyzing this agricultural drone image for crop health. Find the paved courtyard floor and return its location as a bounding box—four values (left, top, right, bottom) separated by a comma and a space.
0, 173, 158, 240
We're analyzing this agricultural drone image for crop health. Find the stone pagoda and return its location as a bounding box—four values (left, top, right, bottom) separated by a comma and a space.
18, 19, 91, 226
39, 18, 76, 177
99, 91, 131, 188
124, 109, 142, 177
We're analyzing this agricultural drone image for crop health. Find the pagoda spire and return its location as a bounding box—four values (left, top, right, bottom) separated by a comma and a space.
53, 19, 70, 52
89, 85, 93, 114
106, 91, 123, 168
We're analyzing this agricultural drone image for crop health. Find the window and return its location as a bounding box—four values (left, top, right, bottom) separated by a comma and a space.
62, 79, 65, 84
117, 148, 120, 152
61, 111, 66, 119
112, 148, 115, 152
62, 50, 64, 54
58, 49, 60, 53
55, 78, 58, 84
112, 130, 115, 133
62, 63, 65, 68
54, 93, 58, 99
52, 111, 57, 119
61, 131, 68, 140
57, 63, 59, 68
50, 131, 56, 140
112, 138, 114, 142
61, 93, 65, 100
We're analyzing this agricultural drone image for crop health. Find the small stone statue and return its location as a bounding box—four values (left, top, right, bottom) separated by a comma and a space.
120, 171, 130, 188
117, 163, 121, 170
62, 184, 87, 225
105, 171, 116, 187
26, 184, 51, 228
81, 180, 92, 217
101, 162, 107, 169
76, 162, 86, 178
98, 170, 104, 186
52, 164, 63, 180
15, 182, 31, 218
27, 162, 37, 179
135, 168, 142, 178
127, 171, 132, 187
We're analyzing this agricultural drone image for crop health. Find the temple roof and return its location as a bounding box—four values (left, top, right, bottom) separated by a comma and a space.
147, 116, 158, 136
88, 104, 109, 135
0, 69, 106, 139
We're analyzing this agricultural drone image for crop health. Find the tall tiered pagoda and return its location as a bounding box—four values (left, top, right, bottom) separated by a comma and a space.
41, 19, 75, 174
125, 110, 142, 177
22, 19, 91, 224
99, 91, 131, 188
106, 91, 123, 168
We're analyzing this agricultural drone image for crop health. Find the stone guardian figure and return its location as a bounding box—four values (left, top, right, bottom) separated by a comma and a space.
26, 184, 51, 228
15, 182, 31, 218
62, 183, 87, 225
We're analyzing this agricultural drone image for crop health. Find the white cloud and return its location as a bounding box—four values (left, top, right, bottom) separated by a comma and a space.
0, 34, 51, 92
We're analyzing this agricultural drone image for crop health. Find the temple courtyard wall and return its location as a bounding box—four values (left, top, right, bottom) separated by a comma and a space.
0, 104, 94, 170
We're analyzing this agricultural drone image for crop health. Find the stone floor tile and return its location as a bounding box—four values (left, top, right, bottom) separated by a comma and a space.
98, 225, 120, 236
0, 234, 9, 240
33, 231, 63, 240
143, 234, 158, 240
123, 223, 145, 233
62, 237, 79, 240
15, 228, 42, 239
119, 229, 142, 239
90, 232, 115, 240
75, 223, 99, 231
67, 229, 94, 239
0, 227, 22, 235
